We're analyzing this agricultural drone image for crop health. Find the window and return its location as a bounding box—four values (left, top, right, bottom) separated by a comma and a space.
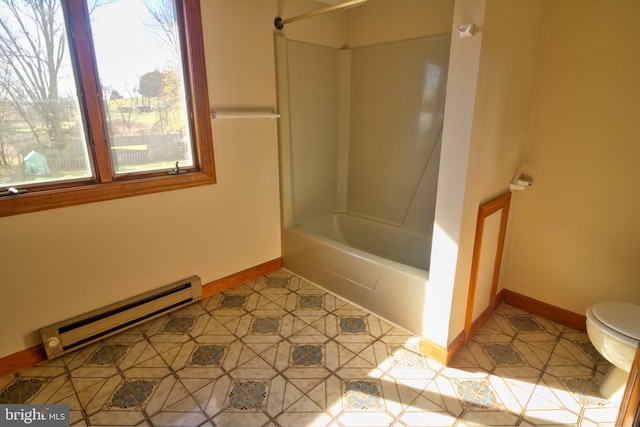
0, 0, 214, 216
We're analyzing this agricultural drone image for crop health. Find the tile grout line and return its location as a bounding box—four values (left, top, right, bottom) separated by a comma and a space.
133, 329, 171, 426
455, 321, 517, 426
237, 276, 426, 425
182, 294, 277, 425
62, 363, 90, 427
198, 276, 337, 424
1, 272, 620, 427
512, 321, 566, 426
499, 313, 535, 427
274, 285, 380, 424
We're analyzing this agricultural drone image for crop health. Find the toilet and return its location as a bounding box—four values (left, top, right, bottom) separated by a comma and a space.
585, 301, 640, 401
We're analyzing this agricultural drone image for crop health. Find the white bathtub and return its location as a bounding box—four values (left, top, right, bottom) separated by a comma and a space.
282, 213, 430, 334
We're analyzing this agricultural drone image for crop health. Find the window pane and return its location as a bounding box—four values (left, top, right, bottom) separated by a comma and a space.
89, 0, 193, 175
0, 0, 93, 188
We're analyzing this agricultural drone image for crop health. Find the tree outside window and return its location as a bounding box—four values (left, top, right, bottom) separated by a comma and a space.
0, 0, 214, 216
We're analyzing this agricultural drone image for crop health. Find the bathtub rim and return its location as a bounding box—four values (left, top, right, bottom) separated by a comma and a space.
283, 214, 430, 280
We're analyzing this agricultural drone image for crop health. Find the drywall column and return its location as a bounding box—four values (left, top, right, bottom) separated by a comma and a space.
422, 0, 486, 347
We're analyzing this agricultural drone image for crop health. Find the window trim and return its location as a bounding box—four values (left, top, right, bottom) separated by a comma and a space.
0, 0, 215, 217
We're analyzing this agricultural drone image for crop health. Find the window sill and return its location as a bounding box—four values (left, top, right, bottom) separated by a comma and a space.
0, 170, 216, 217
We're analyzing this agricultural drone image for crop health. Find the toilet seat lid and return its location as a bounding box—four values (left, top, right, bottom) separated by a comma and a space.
592, 302, 640, 340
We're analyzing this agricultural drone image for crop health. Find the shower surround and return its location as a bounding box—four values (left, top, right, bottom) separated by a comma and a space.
277, 33, 450, 335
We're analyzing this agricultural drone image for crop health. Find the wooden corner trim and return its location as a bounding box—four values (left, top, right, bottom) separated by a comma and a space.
423, 287, 585, 367
202, 258, 283, 298
0, 258, 283, 378
420, 330, 466, 366
0, 346, 46, 379
445, 331, 466, 365
419, 338, 447, 365
501, 289, 586, 332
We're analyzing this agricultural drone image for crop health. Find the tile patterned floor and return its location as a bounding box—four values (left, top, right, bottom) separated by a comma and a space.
0, 270, 621, 426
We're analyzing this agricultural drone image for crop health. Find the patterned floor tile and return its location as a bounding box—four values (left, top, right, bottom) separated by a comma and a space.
223, 379, 270, 411
150, 409, 208, 427
108, 379, 157, 409
0, 378, 46, 403
76, 375, 124, 415
191, 343, 227, 367
526, 374, 582, 415
507, 315, 544, 333
191, 375, 233, 416
219, 294, 248, 309
522, 408, 579, 426
88, 408, 147, 426
290, 344, 324, 367
561, 376, 609, 406
213, 411, 272, 427
275, 410, 333, 427
341, 378, 385, 411
487, 375, 533, 415
250, 316, 282, 334
338, 410, 395, 427
387, 343, 429, 369
298, 294, 324, 309
87, 343, 131, 366
455, 378, 504, 410
511, 340, 551, 370
460, 410, 520, 426
0, 270, 621, 426
400, 410, 458, 427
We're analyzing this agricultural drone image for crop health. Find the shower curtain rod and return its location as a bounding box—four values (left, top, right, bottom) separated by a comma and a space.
274, 0, 367, 30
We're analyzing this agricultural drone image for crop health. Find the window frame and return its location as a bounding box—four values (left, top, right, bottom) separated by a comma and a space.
0, 0, 215, 217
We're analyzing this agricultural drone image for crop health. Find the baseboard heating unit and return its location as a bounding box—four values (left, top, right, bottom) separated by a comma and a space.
39, 275, 202, 360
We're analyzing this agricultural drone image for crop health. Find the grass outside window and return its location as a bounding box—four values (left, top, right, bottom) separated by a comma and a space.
0, 0, 215, 217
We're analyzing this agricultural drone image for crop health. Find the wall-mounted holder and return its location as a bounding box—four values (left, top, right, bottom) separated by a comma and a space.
210, 111, 280, 120
509, 177, 534, 191
456, 23, 474, 38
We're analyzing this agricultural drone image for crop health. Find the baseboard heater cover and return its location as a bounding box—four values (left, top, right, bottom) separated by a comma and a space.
39, 275, 202, 360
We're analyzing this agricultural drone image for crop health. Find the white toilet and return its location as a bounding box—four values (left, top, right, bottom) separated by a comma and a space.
585, 301, 640, 402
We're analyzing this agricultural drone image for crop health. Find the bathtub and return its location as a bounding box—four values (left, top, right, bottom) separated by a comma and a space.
282, 212, 430, 334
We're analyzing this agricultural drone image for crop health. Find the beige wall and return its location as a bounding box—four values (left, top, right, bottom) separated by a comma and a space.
448, 0, 548, 342
278, 0, 347, 48
346, 0, 454, 47
279, 0, 640, 349
3, 0, 635, 359
501, 0, 640, 313
0, 0, 293, 359
424, 0, 488, 346
425, 0, 547, 346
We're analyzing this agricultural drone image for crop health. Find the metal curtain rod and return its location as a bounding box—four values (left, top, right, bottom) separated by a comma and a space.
274, 0, 367, 30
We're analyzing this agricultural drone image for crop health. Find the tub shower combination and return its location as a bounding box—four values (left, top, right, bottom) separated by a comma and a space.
276, 33, 450, 335
282, 213, 431, 333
